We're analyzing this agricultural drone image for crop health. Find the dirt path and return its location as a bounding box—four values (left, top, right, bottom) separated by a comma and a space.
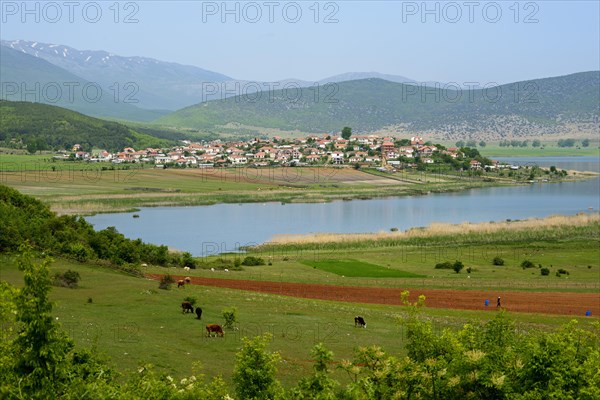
147, 274, 600, 316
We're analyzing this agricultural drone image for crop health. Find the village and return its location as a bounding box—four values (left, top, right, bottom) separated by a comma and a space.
66, 134, 511, 172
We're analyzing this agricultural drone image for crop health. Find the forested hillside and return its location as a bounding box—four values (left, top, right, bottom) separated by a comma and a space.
0, 184, 179, 269
0, 101, 172, 152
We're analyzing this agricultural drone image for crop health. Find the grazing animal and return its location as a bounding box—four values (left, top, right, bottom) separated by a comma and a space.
177, 280, 185, 288
206, 324, 224, 337
184, 277, 191, 284
184, 266, 190, 271
195, 306, 203, 320
354, 316, 366, 328
181, 301, 194, 313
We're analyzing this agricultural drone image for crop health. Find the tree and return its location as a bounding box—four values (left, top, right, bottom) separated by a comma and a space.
453, 260, 464, 273
233, 334, 283, 400
479, 140, 486, 147
582, 138, 590, 147
532, 139, 541, 147
341, 127, 352, 140
455, 140, 465, 147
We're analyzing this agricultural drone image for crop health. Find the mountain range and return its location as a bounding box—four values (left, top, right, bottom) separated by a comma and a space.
1, 39, 598, 139
0, 40, 421, 115
157, 72, 600, 140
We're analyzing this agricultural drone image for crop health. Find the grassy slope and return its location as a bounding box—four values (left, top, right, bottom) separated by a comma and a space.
1, 254, 591, 388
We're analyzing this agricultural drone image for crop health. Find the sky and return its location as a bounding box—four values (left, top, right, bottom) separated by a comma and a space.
1, 1, 599, 84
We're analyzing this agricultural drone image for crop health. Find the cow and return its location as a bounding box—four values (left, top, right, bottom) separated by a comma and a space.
354, 316, 366, 328
195, 306, 203, 320
181, 301, 194, 313
184, 277, 191, 284
206, 324, 224, 337
184, 266, 190, 271
177, 280, 185, 288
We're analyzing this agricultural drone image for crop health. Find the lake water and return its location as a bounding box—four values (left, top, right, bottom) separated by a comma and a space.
87, 157, 599, 256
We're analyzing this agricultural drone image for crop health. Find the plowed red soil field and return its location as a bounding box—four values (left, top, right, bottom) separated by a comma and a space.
147, 274, 600, 316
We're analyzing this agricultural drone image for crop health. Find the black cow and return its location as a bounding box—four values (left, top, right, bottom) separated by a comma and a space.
354, 316, 366, 328
181, 301, 194, 313
195, 306, 203, 320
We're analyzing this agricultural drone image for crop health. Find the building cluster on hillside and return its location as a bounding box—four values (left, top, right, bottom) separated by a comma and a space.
67, 135, 504, 170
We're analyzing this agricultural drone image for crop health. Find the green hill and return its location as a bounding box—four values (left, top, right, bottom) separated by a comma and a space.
156, 71, 600, 138
0, 100, 172, 152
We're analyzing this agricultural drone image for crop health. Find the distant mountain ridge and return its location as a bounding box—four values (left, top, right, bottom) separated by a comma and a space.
157, 71, 600, 140
2, 39, 233, 111
0, 46, 166, 122
2, 39, 432, 112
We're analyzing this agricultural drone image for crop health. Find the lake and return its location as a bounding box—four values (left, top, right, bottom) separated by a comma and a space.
87, 157, 599, 256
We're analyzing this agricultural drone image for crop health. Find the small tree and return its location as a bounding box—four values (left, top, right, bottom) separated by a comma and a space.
233, 334, 283, 400
540, 268, 550, 276
222, 306, 238, 329
453, 261, 464, 274
341, 127, 352, 140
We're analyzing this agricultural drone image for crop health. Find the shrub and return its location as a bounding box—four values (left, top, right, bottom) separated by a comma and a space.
493, 256, 505, 266
453, 261, 464, 274
183, 296, 197, 306
222, 307, 238, 329
557, 268, 569, 275
53, 270, 81, 288
434, 261, 453, 269
466, 267, 472, 274
521, 260, 535, 269
242, 256, 265, 266
158, 274, 175, 290
234, 258, 241, 268
540, 268, 550, 276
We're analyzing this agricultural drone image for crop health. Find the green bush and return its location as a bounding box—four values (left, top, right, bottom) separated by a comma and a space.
540, 267, 550, 276
242, 256, 266, 266
453, 261, 464, 274
158, 274, 175, 290
53, 270, 81, 288
434, 261, 453, 269
492, 256, 505, 266
183, 296, 197, 306
222, 307, 238, 329
557, 268, 569, 276
521, 260, 535, 269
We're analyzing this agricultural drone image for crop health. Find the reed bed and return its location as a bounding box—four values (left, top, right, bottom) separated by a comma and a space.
252, 213, 600, 252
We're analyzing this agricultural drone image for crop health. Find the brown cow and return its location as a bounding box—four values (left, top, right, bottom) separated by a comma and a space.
206, 324, 224, 337
181, 301, 194, 313
177, 280, 185, 288
184, 277, 191, 284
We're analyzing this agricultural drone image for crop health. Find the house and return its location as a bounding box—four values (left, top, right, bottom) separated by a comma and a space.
421, 157, 434, 164
331, 152, 344, 164
410, 136, 424, 146
306, 154, 321, 163
381, 141, 395, 154
470, 160, 482, 169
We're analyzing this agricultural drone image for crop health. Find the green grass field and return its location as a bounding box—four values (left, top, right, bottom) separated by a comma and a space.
300, 259, 426, 278
1, 254, 591, 389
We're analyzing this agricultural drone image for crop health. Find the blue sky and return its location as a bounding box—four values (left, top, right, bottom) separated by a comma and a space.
1, 1, 599, 83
